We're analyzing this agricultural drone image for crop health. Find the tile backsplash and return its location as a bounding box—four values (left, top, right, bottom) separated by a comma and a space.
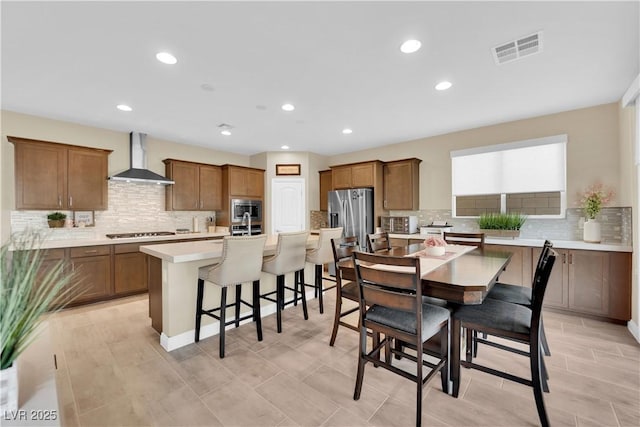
10, 181, 216, 240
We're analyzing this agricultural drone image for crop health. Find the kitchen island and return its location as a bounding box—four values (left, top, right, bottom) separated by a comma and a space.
141, 235, 319, 351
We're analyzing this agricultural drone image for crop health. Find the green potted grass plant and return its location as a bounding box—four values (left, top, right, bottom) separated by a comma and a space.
477, 212, 527, 238
0, 232, 79, 412
46, 212, 67, 228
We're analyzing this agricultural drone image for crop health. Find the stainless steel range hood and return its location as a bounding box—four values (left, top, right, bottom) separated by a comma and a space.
109, 132, 174, 185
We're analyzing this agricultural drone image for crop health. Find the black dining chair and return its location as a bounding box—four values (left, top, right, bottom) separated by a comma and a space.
451, 248, 557, 427
328, 236, 360, 346
366, 231, 392, 253
352, 251, 450, 427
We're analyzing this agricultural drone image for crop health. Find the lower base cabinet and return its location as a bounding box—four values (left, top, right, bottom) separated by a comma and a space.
114, 243, 148, 295
486, 244, 532, 287
71, 254, 111, 303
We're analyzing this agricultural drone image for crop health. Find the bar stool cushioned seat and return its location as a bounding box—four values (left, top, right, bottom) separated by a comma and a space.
195, 234, 268, 358
305, 227, 343, 313
261, 230, 310, 333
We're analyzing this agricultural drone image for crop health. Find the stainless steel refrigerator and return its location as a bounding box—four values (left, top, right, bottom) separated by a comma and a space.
328, 188, 374, 252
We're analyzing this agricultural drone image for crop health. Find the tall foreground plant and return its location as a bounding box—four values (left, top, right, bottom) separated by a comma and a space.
1, 232, 79, 369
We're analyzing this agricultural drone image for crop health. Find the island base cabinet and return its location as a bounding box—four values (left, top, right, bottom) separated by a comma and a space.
148, 256, 163, 333
115, 252, 148, 295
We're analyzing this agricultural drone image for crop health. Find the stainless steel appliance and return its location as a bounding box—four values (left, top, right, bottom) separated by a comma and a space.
230, 224, 262, 236
231, 199, 262, 223
380, 215, 418, 234
105, 231, 175, 239
328, 188, 374, 252
420, 221, 453, 236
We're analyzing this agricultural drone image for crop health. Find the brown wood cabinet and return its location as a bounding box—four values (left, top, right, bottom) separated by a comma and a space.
69, 245, 111, 304
383, 158, 421, 210
226, 165, 264, 198
164, 159, 222, 211
319, 170, 332, 211
9, 136, 111, 210
114, 243, 148, 295
486, 244, 533, 287
535, 247, 631, 321
331, 161, 382, 190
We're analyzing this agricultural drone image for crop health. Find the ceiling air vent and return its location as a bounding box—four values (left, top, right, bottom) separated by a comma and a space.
492, 31, 543, 65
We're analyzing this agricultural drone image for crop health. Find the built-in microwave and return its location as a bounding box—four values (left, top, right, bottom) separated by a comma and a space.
231, 199, 262, 223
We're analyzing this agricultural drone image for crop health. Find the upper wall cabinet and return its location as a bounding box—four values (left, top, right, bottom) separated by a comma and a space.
319, 170, 332, 211
9, 136, 111, 210
383, 158, 421, 210
224, 165, 264, 198
164, 159, 222, 211
331, 161, 383, 189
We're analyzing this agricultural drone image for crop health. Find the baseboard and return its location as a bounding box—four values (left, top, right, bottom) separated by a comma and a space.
627, 319, 640, 344
160, 289, 315, 352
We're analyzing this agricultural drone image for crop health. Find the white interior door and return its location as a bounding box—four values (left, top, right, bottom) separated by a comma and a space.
271, 178, 305, 234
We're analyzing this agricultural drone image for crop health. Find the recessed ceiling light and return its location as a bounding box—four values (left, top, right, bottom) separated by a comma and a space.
342, 128, 353, 135
281, 145, 290, 150
281, 103, 295, 112
116, 104, 132, 112
400, 39, 421, 54
435, 81, 452, 91
200, 83, 214, 92
156, 52, 177, 65
220, 130, 231, 136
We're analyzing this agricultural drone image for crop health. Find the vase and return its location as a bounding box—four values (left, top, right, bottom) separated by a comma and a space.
424, 246, 445, 256
0, 362, 19, 413
583, 219, 601, 243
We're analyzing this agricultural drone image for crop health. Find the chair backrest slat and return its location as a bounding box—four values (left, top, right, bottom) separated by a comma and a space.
362, 285, 417, 312
332, 236, 359, 282
530, 248, 557, 329
357, 264, 417, 291
366, 232, 392, 253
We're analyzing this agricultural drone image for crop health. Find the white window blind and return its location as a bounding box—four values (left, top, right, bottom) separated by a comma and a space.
451, 135, 566, 196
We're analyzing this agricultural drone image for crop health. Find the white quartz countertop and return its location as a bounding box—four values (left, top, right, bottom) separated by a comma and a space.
388, 233, 632, 253
141, 234, 320, 263
33, 231, 229, 249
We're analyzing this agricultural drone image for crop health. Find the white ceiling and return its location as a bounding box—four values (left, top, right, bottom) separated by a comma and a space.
2, 1, 638, 156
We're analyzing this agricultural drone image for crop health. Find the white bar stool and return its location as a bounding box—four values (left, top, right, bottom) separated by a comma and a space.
195, 234, 267, 358
304, 227, 343, 313
261, 230, 310, 333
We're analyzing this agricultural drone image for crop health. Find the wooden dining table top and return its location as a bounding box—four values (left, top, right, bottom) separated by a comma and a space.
338, 243, 513, 305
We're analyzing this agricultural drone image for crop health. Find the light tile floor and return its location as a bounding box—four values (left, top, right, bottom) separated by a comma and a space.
50, 290, 640, 427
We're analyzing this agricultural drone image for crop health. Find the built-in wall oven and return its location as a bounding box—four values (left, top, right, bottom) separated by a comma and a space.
231, 199, 262, 223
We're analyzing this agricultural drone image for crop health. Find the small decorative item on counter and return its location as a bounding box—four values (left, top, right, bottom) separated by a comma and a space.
477, 212, 527, 238
424, 236, 447, 256
580, 184, 614, 243
46, 212, 66, 228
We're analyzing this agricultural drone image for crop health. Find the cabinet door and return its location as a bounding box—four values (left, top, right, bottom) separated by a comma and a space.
568, 250, 609, 316
352, 163, 375, 187
319, 170, 332, 210
245, 170, 264, 198
608, 252, 632, 321
537, 247, 568, 308
14, 141, 66, 209
70, 255, 111, 303
114, 252, 148, 294
228, 167, 247, 196
384, 160, 420, 210
199, 165, 222, 210
67, 148, 109, 210
169, 161, 199, 210
332, 166, 352, 189
488, 245, 532, 287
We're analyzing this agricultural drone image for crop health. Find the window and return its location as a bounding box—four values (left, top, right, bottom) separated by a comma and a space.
451, 135, 566, 218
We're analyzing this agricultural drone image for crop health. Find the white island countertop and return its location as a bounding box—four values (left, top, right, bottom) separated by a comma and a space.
32, 231, 229, 250
388, 233, 632, 253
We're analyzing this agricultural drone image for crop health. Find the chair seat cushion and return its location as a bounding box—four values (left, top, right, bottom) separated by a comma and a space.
487, 282, 532, 306
366, 303, 450, 341
341, 281, 359, 301
453, 298, 531, 335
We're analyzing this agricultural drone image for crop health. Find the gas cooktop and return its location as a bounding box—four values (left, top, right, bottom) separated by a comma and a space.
105, 231, 176, 239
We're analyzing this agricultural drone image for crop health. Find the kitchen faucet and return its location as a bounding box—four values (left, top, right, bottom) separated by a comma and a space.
242, 211, 251, 236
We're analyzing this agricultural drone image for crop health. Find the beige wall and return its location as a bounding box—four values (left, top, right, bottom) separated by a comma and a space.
0, 110, 249, 241
328, 103, 622, 211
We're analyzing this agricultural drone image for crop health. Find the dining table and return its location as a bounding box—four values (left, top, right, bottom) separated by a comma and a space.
337, 242, 514, 395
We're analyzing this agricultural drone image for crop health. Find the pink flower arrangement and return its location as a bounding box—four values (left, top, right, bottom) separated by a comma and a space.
579, 184, 614, 219
424, 236, 447, 247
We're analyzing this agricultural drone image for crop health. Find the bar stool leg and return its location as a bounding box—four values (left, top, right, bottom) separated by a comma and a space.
235, 285, 242, 328
252, 280, 263, 341
195, 278, 205, 342
219, 287, 228, 358
276, 275, 284, 333
299, 269, 308, 320
293, 272, 298, 306
315, 264, 324, 314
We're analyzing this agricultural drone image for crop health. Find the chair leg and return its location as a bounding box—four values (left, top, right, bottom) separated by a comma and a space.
234, 284, 242, 328
540, 317, 551, 356
195, 278, 205, 342
451, 319, 461, 398
541, 348, 549, 393
219, 287, 227, 358
440, 323, 449, 393
316, 264, 324, 314
253, 280, 263, 342
465, 328, 474, 363
329, 286, 342, 346
416, 336, 424, 427
530, 338, 550, 427
372, 332, 380, 368
314, 264, 320, 298
394, 339, 403, 360
299, 269, 309, 320
276, 275, 284, 333
353, 324, 367, 400
293, 270, 299, 307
